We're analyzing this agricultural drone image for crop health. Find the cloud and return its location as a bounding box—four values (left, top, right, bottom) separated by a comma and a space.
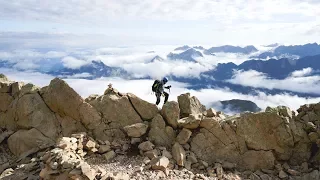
2, 68, 320, 114
290, 67, 313, 77
61, 56, 90, 69
227, 69, 320, 94
1, 0, 319, 23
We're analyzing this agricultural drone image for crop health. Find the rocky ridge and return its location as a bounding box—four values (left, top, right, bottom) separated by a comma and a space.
1, 74, 320, 179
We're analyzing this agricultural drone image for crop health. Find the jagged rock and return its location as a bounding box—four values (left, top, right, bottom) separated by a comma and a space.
81, 162, 96, 180
123, 123, 148, 138
89, 92, 142, 142
138, 141, 155, 151
150, 156, 169, 171
56, 114, 87, 137
144, 149, 159, 159
240, 150, 275, 171
178, 93, 206, 118
206, 108, 217, 117
279, 170, 288, 179
287, 169, 300, 176
236, 112, 295, 161
7, 128, 55, 156
42, 78, 84, 120
18, 83, 40, 98
0, 93, 13, 112
177, 114, 202, 129
15, 93, 60, 139
127, 93, 158, 120
200, 117, 220, 128
176, 128, 192, 145
161, 101, 180, 128
214, 163, 224, 179
187, 153, 198, 164
305, 122, 316, 132
172, 142, 186, 166
266, 106, 293, 118
56, 137, 78, 150
10, 81, 24, 97
98, 145, 111, 154
148, 114, 176, 148
85, 94, 99, 103
103, 150, 116, 161
79, 102, 102, 130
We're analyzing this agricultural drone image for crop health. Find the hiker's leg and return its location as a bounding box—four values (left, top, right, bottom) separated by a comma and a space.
163, 92, 169, 104
156, 93, 161, 105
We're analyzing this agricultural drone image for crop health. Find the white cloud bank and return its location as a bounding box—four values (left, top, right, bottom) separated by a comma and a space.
228, 69, 320, 94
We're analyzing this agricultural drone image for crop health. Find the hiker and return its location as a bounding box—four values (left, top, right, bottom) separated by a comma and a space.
152, 77, 171, 105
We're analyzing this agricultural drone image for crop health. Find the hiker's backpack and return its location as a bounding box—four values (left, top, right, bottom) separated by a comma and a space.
152, 80, 160, 92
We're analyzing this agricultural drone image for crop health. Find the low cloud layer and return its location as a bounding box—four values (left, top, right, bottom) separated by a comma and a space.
228, 69, 320, 95
3, 68, 320, 114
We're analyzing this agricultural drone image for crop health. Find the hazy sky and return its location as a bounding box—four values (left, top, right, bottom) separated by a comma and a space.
1, 0, 320, 46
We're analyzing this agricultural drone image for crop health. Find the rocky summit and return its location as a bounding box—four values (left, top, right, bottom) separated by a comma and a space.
1, 73, 320, 180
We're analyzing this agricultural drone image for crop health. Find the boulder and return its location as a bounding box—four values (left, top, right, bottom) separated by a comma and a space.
56, 114, 87, 137
161, 101, 180, 128
236, 112, 294, 160
18, 83, 40, 98
123, 123, 148, 138
0, 93, 13, 112
148, 114, 176, 148
150, 156, 170, 172
240, 150, 275, 171
138, 141, 155, 151
200, 117, 220, 129
103, 150, 116, 161
89, 93, 142, 142
7, 128, 55, 156
206, 108, 217, 117
0, 74, 9, 82
172, 142, 186, 166
178, 93, 206, 118
10, 82, 24, 97
79, 102, 102, 130
177, 114, 202, 129
41, 78, 84, 120
15, 93, 60, 139
176, 128, 192, 145
127, 93, 158, 120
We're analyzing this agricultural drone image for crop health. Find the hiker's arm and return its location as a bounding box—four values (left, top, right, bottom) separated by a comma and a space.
164, 85, 171, 89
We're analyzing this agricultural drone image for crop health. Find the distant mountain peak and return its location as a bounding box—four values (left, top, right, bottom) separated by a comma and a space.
150, 55, 164, 62
167, 48, 203, 62
204, 45, 258, 54
174, 45, 191, 51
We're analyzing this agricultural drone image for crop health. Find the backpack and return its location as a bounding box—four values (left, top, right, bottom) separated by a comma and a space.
152, 80, 160, 92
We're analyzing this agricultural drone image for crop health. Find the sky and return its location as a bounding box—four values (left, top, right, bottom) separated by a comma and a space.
1, 0, 320, 46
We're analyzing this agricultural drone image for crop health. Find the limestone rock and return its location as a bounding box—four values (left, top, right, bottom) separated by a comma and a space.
127, 93, 158, 120
98, 145, 111, 154
7, 128, 55, 156
138, 141, 155, 151
176, 128, 192, 145
123, 123, 148, 138
15, 93, 60, 139
177, 114, 202, 129
236, 112, 294, 160
42, 78, 84, 120
240, 150, 275, 171
0, 93, 13, 112
144, 149, 159, 159
103, 151, 116, 161
148, 114, 176, 148
150, 156, 169, 172
279, 170, 288, 179
206, 108, 217, 117
161, 101, 180, 128
79, 102, 102, 130
178, 93, 206, 118
89, 92, 142, 142
172, 142, 186, 166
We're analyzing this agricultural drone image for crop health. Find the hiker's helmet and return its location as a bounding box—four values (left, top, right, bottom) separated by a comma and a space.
162, 77, 168, 84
